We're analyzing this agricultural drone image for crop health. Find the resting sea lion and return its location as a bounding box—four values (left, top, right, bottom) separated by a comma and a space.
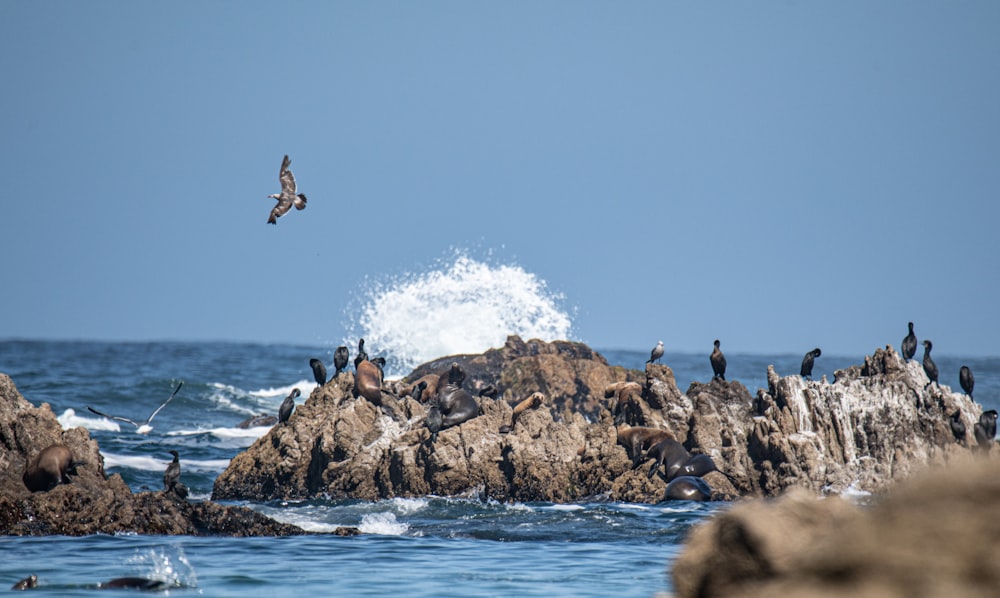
616, 426, 676, 468
436, 363, 480, 429
354, 360, 383, 406
500, 392, 545, 433
664, 476, 712, 501
23, 444, 75, 492
410, 380, 428, 403
646, 438, 691, 480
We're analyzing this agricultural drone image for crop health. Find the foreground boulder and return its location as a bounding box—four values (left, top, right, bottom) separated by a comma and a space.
0, 374, 338, 537
213, 337, 982, 504
672, 456, 1000, 597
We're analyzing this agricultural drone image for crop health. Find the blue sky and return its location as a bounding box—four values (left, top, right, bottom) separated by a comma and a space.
2, 2, 998, 357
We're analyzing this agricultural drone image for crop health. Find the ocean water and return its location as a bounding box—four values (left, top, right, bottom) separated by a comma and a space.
2, 257, 997, 595
2, 340, 997, 596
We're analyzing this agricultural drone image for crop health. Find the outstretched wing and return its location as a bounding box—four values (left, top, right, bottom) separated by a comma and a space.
279, 155, 296, 194
268, 196, 293, 224
87, 406, 140, 427
145, 381, 183, 425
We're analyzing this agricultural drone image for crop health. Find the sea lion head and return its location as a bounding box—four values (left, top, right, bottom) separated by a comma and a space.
448, 363, 465, 386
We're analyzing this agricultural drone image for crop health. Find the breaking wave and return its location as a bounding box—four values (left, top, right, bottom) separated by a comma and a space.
344, 252, 574, 376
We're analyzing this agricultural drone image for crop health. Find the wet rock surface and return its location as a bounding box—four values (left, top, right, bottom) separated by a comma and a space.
213, 338, 981, 504
0, 374, 335, 537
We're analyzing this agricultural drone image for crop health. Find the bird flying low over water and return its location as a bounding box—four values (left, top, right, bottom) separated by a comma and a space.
87, 382, 183, 434
267, 154, 307, 224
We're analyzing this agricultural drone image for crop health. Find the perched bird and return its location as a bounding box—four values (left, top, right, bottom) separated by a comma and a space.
479, 384, 498, 399
710, 339, 727, 380
333, 346, 350, 376
922, 340, 938, 388
309, 359, 327, 386
800, 348, 822, 379
426, 399, 443, 444
974, 410, 998, 451
647, 341, 665, 364
411, 380, 428, 403
87, 382, 183, 434
371, 356, 386, 380
279, 388, 300, 424
901, 322, 917, 362
266, 155, 307, 225
163, 450, 188, 499
354, 338, 368, 370
949, 411, 966, 445
959, 366, 974, 399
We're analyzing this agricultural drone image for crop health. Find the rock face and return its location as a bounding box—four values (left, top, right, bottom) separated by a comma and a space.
213, 337, 982, 504
0, 374, 324, 537
672, 456, 1000, 598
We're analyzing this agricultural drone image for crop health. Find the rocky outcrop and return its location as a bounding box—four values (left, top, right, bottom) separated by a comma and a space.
213, 338, 982, 504
0, 374, 342, 537
671, 455, 1000, 598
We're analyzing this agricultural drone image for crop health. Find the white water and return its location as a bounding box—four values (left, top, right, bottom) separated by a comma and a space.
344, 252, 574, 375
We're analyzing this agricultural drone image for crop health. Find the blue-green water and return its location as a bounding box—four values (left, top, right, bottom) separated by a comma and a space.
1, 340, 996, 595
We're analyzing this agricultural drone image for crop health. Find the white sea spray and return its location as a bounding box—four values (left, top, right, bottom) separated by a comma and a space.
344, 252, 574, 375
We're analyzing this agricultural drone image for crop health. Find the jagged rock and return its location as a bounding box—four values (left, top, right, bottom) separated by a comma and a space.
213, 339, 983, 504
214, 337, 685, 503
0, 374, 333, 537
671, 456, 1000, 598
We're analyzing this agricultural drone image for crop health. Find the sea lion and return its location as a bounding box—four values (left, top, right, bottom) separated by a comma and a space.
405, 374, 440, 403
647, 340, 664, 364
309, 358, 327, 386
163, 450, 188, 500
478, 384, 498, 399
279, 388, 300, 424
266, 154, 307, 225
673, 453, 721, 479
901, 322, 917, 362
354, 360, 383, 406
646, 438, 691, 480
503, 392, 545, 432
237, 413, 277, 428
664, 476, 712, 501
22, 443, 75, 492
11, 575, 37, 590
436, 363, 480, 429
922, 340, 938, 388
410, 380, 428, 403
800, 348, 821, 379
98, 577, 168, 591
371, 357, 387, 381
959, 366, 974, 399
605, 381, 643, 426
333, 346, 350, 376
616, 426, 676, 468
710, 339, 726, 380
949, 411, 966, 445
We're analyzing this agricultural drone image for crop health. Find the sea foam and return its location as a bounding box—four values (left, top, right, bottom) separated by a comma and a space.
344, 252, 574, 375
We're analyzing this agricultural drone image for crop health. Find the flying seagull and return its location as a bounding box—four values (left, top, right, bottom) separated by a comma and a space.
87, 382, 183, 434
267, 154, 307, 224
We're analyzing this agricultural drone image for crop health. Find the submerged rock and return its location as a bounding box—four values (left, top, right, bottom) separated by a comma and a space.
213, 337, 981, 504
0, 374, 333, 537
